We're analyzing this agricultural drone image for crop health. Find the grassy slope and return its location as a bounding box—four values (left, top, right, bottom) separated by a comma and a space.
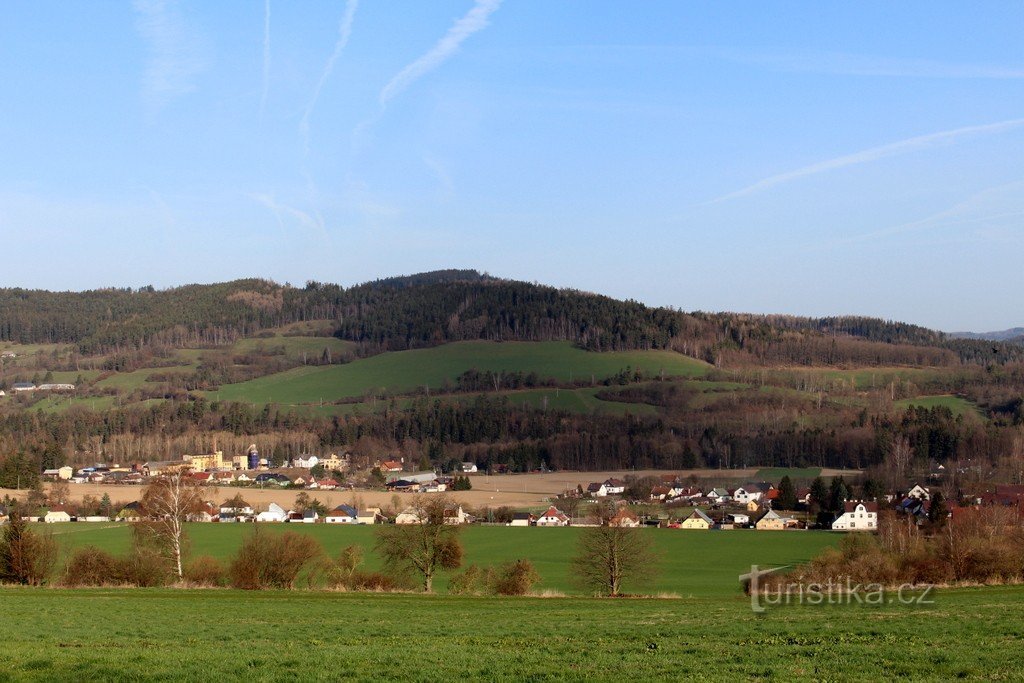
0, 586, 1019, 680
894, 394, 983, 419
207, 341, 709, 406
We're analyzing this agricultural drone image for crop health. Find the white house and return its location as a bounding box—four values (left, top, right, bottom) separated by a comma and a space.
301, 510, 319, 524
443, 506, 469, 525
325, 505, 359, 524
832, 501, 878, 531
460, 462, 478, 473
43, 508, 73, 523
395, 507, 426, 525
256, 503, 288, 523
906, 484, 930, 501
586, 482, 608, 497
726, 513, 750, 526
732, 486, 763, 505
293, 455, 319, 469
536, 506, 570, 527
602, 479, 626, 495
706, 488, 731, 504
220, 500, 254, 522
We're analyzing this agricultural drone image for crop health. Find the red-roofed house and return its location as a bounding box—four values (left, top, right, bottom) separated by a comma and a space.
536, 506, 570, 527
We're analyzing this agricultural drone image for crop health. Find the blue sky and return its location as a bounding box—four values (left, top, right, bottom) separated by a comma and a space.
1, 1, 1022, 331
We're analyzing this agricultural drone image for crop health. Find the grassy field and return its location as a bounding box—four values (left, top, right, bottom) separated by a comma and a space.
894, 394, 983, 419
207, 341, 710, 406
0, 584, 1020, 680
48, 524, 835, 597
754, 467, 822, 481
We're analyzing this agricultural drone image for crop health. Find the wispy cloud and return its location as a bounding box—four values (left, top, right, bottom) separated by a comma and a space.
300, 0, 358, 155
715, 48, 1024, 80
259, 0, 271, 118
708, 118, 1024, 203
133, 0, 207, 112
378, 0, 502, 107
250, 193, 329, 241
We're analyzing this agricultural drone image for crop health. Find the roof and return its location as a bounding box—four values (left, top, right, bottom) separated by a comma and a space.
686, 509, 714, 524
539, 506, 568, 520
844, 500, 879, 513
604, 478, 625, 487
329, 505, 358, 517
511, 512, 535, 520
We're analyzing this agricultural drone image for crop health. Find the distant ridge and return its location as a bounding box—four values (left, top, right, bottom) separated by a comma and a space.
950, 327, 1024, 343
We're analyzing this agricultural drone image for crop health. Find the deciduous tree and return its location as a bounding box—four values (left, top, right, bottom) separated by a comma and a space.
136, 471, 209, 579
375, 496, 463, 592
571, 526, 658, 596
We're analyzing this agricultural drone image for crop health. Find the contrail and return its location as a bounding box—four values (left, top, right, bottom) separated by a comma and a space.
300, 0, 358, 155
379, 0, 502, 107
259, 0, 271, 118
708, 117, 1024, 204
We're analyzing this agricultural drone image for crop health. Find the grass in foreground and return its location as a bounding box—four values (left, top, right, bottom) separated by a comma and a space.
0, 585, 1019, 680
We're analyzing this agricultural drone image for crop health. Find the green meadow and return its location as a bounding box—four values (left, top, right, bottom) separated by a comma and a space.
894, 394, 984, 419
48, 523, 834, 597
0, 584, 1019, 680
206, 341, 710, 406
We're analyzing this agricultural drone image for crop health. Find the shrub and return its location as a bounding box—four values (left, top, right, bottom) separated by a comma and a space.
229, 528, 324, 589
61, 546, 123, 587
491, 559, 540, 596
184, 555, 227, 587
121, 549, 170, 587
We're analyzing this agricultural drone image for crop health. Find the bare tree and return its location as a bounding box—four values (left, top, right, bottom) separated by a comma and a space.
571, 526, 659, 597
47, 479, 71, 506
136, 471, 209, 579
375, 496, 463, 592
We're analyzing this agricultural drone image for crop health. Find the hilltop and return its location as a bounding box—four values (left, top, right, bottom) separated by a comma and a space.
0, 270, 1022, 483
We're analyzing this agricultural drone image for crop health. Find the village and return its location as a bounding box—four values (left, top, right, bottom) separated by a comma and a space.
6, 444, 1019, 534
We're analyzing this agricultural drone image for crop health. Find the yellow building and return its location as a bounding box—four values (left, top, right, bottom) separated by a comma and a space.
678, 509, 713, 529
755, 509, 786, 530
184, 450, 224, 471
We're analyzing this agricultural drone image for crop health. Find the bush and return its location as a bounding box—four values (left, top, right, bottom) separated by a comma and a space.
121, 549, 170, 587
184, 555, 227, 587
491, 559, 540, 596
61, 546, 123, 587
229, 528, 324, 590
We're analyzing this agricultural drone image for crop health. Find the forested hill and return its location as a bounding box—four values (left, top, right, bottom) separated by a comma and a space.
0, 271, 1020, 366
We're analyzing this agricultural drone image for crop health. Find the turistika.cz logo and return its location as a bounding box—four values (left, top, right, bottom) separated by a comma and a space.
739, 564, 935, 613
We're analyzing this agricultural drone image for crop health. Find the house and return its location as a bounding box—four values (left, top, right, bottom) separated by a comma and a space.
678, 508, 714, 530
508, 512, 536, 527
726, 513, 750, 527
357, 507, 384, 525
906, 484, 931, 501
443, 506, 470, 525
832, 501, 878, 531
796, 488, 812, 505
301, 510, 319, 524
190, 502, 219, 523
11, 382, 36, 392
220, 499, 254, 522
320, 452, 349, 472
603, 479, 626, 495
292, 455, 319, 469
117, 501, 143, 522
0, 351, 16, 359
607, 508, 641, 528
316, 478, 340, 490
42, 466, 74, 480
650, 485, 671, 501
380, 460, 403, 473
325, 505, 359, 524
706, 488, 731, 504
191, 472, 213, 484
235, 472, 252, 483
745, 500, 761, 512
183, 450, 225, 471
256, 503, 288, 523
43, 506, 73, 523
536, 506, 570, 527
755, 509, 786, 530
212, 471, 237, 484
395, 507, 426, 525
586, 482, 608, 497
422, 482, 448, 493
732, 485, 763, 505
460, 462, 478, 473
